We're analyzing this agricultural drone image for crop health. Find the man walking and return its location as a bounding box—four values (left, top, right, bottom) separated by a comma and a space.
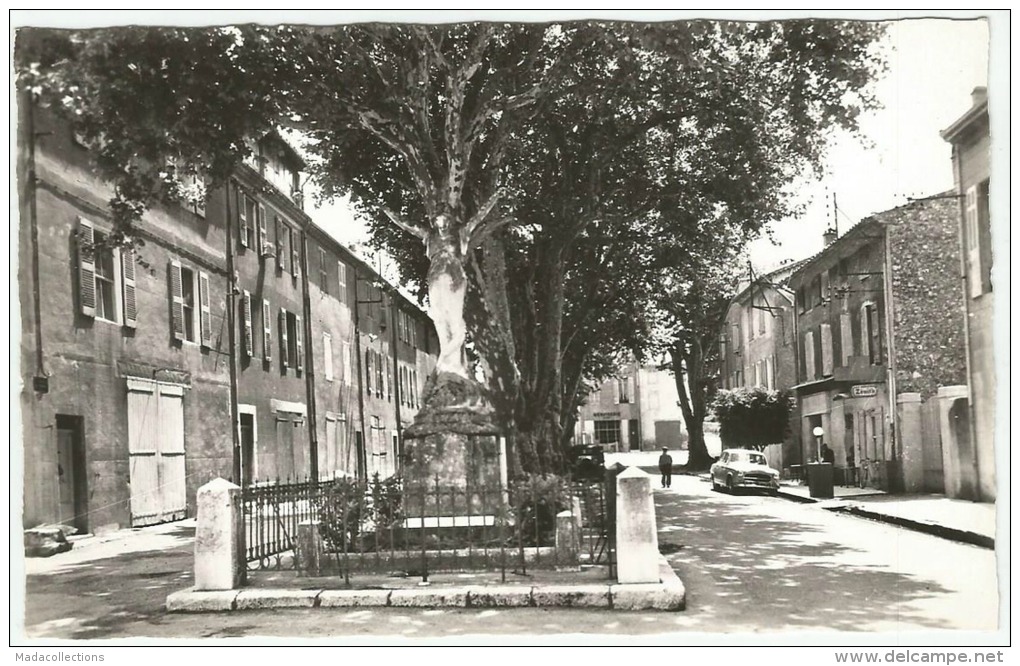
658, 447, 673, 488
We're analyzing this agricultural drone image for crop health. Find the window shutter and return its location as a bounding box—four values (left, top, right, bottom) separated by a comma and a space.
295, 314, 304, 371
242, 291, 254, 357
385, 355, 392, 401
280, 308, 290, 366
77, 218, 96, 317
805, 331, 816, 380
323, 333, 333, 382
121, 246, 137, 327
262, 299, 272, 361
860, 306, 871, 363
198, 271, 211, 346
840, 312, 853, 365
170, 259, 185, 341
276, 217, 287, 271
258, 203, 269, 256
342, 341, 351, 384
365, 350, 372, 394
377, 351, 383, 398
821, 323, 833, 376
290, 229, 300, 278
237, 190, 249, 249
965, 186, 982, 298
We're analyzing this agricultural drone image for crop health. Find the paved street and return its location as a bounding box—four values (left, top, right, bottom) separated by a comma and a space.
20, 475, 998, 640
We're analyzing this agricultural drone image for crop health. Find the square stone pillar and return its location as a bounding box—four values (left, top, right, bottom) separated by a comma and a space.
615, 467, 659, 584
194, 478, 244, 591
937, 385, 971, 499
897, 392, 924, 493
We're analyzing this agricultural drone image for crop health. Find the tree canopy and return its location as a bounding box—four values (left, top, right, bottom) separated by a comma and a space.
712, 386, 796, 450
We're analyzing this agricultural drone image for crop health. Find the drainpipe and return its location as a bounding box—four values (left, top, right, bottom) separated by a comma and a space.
389, 289, 403, 474
299, 228, 318, 480
791, 282, 803, 464
352, 272, 367, 482
881, 225, 899, 468
24, 92, 45, 381
224, 183, 241, 484
951, 146, 981, 501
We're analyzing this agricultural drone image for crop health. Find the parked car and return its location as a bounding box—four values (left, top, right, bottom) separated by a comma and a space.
710, 448, 780, 494
568, 444, 606, 482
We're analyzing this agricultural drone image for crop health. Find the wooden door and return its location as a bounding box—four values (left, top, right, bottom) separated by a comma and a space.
127, 379, 187, 526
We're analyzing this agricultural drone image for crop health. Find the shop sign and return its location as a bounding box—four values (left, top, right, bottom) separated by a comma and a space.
850, 384, 878, 398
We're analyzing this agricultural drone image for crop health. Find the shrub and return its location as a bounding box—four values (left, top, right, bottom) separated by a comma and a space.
711, 386, 794, 450
510, 473, 570, 546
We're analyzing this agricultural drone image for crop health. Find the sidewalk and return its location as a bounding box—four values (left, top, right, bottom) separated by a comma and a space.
23, 519, 196, 575
777, 484, 996, 549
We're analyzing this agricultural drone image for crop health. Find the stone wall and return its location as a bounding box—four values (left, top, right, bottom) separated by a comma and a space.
885, 197, 967, 399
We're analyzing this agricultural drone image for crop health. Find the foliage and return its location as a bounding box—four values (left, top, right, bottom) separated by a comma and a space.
316, 473, 403, 550
711, 386, 795, 450
510, 473, 570, 545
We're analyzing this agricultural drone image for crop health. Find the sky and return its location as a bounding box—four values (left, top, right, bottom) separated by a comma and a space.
305, 14, 994, 280
746, 17, 991, 272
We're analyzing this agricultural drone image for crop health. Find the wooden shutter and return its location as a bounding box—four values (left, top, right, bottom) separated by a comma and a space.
258, 203, 269, 256
280, 308, 290, 367
198, 271, 211, 346
805, 330, 816, 380
323, 333, 333, 381
262, 299, 272, 361
242, 290, 254, 357
821, 323, 833, 376
276, 217, 286, 271
169, 260, 185, 341
77, 218, 96, 317
295, 314, 304, 371
859, 306, 871, 363
121, 246, 137, 327
376, 351, 383, 398
965, 186, 983, 298
840, 312, 853, 365
290, 228, 300, 278
364, 350, 372, 394
337, 262, 346, 304
237, 190, 249, 249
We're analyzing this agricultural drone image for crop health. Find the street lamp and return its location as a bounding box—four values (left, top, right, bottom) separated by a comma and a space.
812, 426, 824, 462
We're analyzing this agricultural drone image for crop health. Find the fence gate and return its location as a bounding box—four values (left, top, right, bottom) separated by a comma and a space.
126, 378, 188, 526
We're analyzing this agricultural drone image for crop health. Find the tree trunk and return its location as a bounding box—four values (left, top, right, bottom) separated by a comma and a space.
671, 342, 713, 470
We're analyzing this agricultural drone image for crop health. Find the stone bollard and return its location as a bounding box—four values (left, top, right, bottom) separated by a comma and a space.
295, 520, 324, 576
194, 478, 244, 591
571, 496, 583, 543
555, 510, 580, 567
615, 467, 659, 584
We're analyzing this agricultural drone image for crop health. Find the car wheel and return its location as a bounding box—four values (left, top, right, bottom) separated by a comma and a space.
711, 478, 720, 491
726, 476, 735, 494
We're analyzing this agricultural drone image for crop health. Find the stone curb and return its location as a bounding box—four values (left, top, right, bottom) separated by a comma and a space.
776, 489, 995, 549
166, 556, 686, 613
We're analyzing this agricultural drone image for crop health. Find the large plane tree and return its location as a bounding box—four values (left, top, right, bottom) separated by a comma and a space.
17, 19, 885, 471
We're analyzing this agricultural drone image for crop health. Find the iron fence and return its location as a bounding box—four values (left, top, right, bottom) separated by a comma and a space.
241, 472, 615, 583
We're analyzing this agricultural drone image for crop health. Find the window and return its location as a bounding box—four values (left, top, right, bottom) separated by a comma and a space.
319, 247, 329, 294
237, 190, 256, 250
376, 351, 384, 398
280, 310, 303, 371
840, 312, 853, 365
385, 354, 392, 402
262, 300, 272, 361
617, 376, 631, 403
323, 332, 333, 382
811, 276, 823, 307
758, 303, 766, 335
796, 287, 806, 313
275, 217, 287, 272
337, 262, 348, 304
411, 369, 418, 408
77, 219, 136, 327
594, 420, 621, 446
290, 228, 300, 278
169, 261, 211, 345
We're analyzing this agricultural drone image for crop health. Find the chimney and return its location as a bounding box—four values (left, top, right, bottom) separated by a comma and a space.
971, 86, 987, 106
822, 227, 838, 247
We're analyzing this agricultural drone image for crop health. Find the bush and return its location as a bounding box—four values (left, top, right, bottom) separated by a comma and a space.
510, 473, 570, 546
711, 386, 794, 450
316, 473, 403, 551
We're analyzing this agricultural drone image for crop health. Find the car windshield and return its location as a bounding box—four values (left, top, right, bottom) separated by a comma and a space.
731, 451, 767, 465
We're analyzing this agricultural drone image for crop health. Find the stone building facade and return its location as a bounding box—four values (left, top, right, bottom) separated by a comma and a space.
18, 103, 437, 531
574, 363, 686, 452
788, 197, 965, 492
941, 87, 995, 502
717, 261, 803, 470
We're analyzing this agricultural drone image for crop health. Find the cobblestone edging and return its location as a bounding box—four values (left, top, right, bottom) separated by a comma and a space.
166, 556, 686, 613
